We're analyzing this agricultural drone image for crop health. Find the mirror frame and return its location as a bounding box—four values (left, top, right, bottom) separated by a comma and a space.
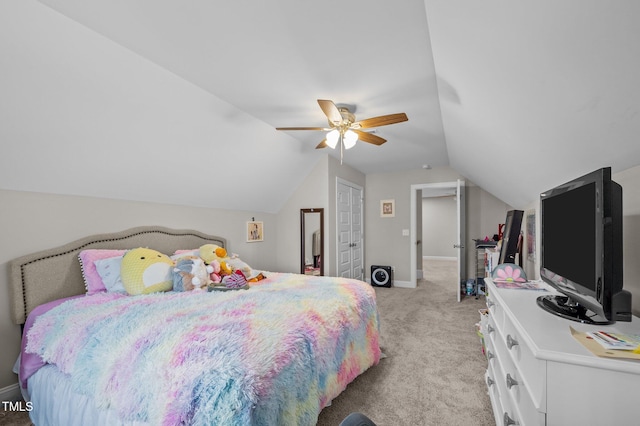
300, 208, 324, 276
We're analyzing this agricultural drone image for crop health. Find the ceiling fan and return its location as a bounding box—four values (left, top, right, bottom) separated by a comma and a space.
276, 99, 408, 162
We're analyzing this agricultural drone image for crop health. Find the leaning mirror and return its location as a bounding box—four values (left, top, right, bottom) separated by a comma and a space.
300, 208, 324, 276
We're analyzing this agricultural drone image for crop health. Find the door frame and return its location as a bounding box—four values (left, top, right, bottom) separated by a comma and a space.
410, 180, 465, 291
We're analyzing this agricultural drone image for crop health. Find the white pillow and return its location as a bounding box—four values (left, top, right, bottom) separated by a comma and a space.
95, 255, 126, 293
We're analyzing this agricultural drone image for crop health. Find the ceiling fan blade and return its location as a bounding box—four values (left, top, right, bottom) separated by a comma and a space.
354, 129, 387, 146
276, 126, 328, 131
317, 99, 343, 125
355, 113, 408, 129
316, 139, 328, 149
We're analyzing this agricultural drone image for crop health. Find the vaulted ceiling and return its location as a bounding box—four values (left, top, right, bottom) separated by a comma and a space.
2, 1, 639, 213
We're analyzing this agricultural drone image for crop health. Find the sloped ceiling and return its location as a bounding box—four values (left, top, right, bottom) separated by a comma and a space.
2, 0, 639, 213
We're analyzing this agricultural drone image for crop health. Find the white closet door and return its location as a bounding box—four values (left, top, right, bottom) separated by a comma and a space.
350, 186, 363, 280
337, 180, 364, 280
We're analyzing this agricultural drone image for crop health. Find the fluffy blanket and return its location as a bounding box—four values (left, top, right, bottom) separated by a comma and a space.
26, 273, 381, 426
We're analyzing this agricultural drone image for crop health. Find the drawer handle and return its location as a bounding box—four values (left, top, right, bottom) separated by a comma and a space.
503, 412, 519, 426
487, 324, 495, 334
506, 334, 519, 349
487, 299, 495, 308
487, 351, 495, 361
506, 373, 519, 389
487, 376, 494, 387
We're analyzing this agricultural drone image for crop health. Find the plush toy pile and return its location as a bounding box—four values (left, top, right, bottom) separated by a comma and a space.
113, 245, 265, 295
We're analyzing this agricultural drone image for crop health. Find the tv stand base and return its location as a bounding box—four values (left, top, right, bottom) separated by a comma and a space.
536, 294, 612, 325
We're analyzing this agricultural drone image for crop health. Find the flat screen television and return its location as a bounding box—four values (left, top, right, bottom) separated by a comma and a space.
498, 210, 523, 265
538, 167, 631, 324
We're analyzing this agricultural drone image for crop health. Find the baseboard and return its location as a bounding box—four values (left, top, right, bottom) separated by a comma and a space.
0, 382, 22, 401
366, 278, 414, 288
423, 256, 457, 261
392, 280, 413, 288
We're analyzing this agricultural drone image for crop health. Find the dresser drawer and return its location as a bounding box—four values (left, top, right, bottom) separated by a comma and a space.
486, 293, 504, 330
487, 350, 521, 426
498, 347, 545, 426
502, 319, 546, 412
484, 313, 499, 350
485, 365, 506, 426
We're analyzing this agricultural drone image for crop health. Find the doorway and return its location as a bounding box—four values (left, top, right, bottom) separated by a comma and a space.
410, 180, 466, 300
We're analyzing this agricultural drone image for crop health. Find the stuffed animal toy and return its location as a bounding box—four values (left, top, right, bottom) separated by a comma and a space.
199, 244, 227, 263
199, 244, 233, 277
120, 248, 174, 295
247, 272, 266, 283
222, 269, 248, 289
172, 256, 213, 291
208, 259, 222, 284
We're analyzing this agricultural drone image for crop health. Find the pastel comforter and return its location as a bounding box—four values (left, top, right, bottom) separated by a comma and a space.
24, 273, 381, 426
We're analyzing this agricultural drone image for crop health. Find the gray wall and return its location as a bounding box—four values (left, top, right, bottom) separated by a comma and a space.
614, 165, 640, 317
275, 156, 330, 274
422, 196, 457, 258
364, 166, 512, 284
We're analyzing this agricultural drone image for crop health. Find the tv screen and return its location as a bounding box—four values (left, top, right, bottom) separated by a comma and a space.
538, 167, 631, 324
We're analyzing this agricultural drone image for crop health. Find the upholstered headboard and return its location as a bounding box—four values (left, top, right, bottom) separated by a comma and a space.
8, 226, 227, 325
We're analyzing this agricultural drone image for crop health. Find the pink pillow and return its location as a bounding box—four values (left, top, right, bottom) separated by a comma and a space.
173, 249, 197, 255
78, 249, 126, 294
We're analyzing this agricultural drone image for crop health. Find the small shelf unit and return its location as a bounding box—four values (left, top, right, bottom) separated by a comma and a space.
474, 240, 498, 297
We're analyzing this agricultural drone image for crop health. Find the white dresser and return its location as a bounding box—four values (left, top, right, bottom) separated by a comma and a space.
482, 278, 640, 426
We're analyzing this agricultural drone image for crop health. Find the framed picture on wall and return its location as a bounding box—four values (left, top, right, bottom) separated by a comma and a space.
247, 221, 264, 242
380, 199, 395, 218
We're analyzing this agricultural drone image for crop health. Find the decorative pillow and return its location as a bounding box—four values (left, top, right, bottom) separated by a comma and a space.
171, 250, 199, 261
78, 249, 126, 294
95, 255, 126, 293
492, 263, 527, 283
120, 248, 174, 295
173, 249, 197, 255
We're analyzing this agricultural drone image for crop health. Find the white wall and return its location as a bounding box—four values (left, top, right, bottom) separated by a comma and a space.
0, 0, 316, 214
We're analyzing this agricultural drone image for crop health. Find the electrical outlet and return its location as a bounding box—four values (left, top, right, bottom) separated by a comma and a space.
402, 229, 409, 236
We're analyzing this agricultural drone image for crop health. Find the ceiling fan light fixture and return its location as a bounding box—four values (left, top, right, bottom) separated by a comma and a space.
276, 99, 408, 158
344, 129, 358, 149
326, 129, 339, 149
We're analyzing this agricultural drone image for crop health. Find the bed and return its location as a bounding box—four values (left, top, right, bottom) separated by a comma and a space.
9, 226, 381, 426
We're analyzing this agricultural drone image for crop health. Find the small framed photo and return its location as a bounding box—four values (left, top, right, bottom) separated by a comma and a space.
380, 199, 395, 218
247, 221, 264, 242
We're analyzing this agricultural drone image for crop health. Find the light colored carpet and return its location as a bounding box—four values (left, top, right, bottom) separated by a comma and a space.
316, 259, 494, 426
0, 407, 32, 426
2, 259, 493, 425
